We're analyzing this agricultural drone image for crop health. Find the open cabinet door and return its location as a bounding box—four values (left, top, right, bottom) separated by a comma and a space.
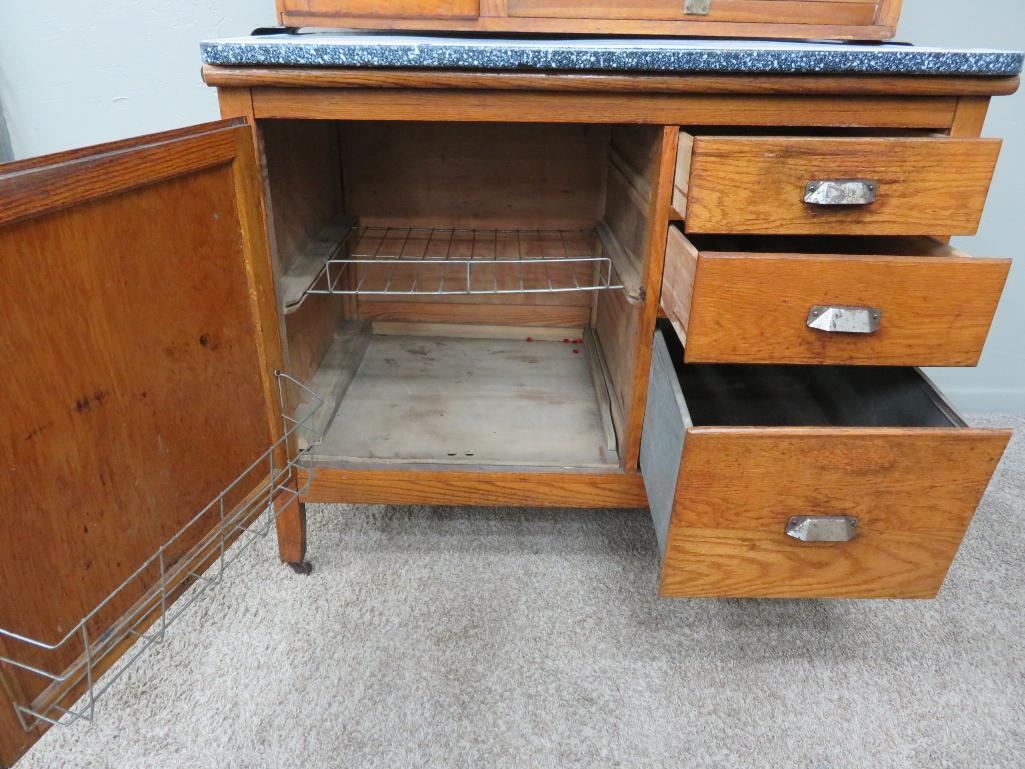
0, 120, 291, 765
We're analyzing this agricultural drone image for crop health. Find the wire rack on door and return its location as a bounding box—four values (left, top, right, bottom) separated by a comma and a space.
297, 225, 624, 302
0, 372, 323, 731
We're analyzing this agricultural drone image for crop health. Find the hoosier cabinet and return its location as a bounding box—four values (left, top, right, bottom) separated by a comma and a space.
0, 28, 1021, 766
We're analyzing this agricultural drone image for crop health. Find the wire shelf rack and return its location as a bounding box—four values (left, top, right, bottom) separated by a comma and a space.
0, 372, 323, 731
302, 226, 624, 298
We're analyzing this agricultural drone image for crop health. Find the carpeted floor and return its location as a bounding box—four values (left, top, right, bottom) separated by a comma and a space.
16, 415, 1025, 769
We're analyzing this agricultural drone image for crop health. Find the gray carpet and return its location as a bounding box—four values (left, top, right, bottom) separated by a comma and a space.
17, 415, 1025, 769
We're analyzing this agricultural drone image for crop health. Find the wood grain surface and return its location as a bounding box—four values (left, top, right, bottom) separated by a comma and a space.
299, 467, 648, 508
278, 0, 899, 38
684, 136, 1001, 236
0, 121, 282, 763
203, 68, 1020, 99
251, 90, 961, 131
660, 428, 1010, 599
682, 245, 1010, 366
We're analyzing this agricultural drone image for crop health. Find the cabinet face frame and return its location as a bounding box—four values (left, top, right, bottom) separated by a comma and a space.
213, 79, 1001, 484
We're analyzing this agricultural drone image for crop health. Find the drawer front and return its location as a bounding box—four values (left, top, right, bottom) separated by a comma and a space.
507, 0, 880, 25
641, 332, 1010, 599
294, 0, 480, 18
682, 137, 1001, 236
663, 233, 1011, 366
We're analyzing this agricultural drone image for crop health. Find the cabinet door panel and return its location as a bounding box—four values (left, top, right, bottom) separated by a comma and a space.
0, 120, 281, 764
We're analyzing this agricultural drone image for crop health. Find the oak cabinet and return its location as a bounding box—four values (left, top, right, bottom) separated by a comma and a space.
0, 60, 1015, 765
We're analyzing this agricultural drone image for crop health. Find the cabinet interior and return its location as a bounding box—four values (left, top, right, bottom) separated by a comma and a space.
262, 120, 662, 470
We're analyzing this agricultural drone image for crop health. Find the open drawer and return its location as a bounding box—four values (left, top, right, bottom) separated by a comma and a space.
640, 325, 1010, 599
661, 228, 1011, 366
675, 135, 1001, 237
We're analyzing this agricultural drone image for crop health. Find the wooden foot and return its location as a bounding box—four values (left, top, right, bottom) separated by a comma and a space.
274, 494, 307, 565
287, 560, 314, 576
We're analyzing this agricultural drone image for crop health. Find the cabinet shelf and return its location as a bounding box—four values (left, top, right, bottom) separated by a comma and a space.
299, 226, 624, 300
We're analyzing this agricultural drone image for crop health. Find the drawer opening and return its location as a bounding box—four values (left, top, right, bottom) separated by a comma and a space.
681, 234, 965, 258
262, 121, 669, 470
658, 319, 964, 429
642, 324, 1009, 599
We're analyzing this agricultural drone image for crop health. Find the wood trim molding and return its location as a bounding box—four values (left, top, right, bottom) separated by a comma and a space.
202, 67, 1021, 98
0, 121, 244, 227
250, 89, 962, 129
299, 467, 648, 508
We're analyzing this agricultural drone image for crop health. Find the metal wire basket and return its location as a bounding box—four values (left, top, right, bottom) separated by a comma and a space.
0, 372, 323, 730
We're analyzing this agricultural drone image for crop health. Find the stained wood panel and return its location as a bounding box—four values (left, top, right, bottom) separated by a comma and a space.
0, 121, 280, 764
300, 467, 647, 508
252, 90, 960, 130
662, 428, 1009, 599
682, 243, 1010, 366
203, 68, 1021, 99
508, 0, 878, 25
289, 0, 479, 18
683, 136, 1001, 236
260, 120, 348, 384
659, 227, 699, 341
340, 122, 609, 326
279, 0, 900, 38
595, 125, 678, 471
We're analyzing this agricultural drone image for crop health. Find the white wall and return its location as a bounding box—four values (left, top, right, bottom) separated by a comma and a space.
0, 1, 274, 156
899, 1, 1025, 413
0, 0, 1021, 411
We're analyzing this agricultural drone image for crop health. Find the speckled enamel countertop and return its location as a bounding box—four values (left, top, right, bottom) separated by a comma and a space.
200, 32, 1024, 76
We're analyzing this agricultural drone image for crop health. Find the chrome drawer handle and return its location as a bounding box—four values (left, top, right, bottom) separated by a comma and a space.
804, 179, 878, 206
786, 516, 859, 543
807, 305, 882, 335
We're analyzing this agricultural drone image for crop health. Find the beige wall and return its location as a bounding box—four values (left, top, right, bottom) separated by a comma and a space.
901, 0, 1025, 412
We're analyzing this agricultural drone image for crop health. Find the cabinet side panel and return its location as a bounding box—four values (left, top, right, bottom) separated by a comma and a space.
263, 120, 348, 383
596, 125, 678, 470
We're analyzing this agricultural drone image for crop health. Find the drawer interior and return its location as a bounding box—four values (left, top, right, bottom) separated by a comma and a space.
659, 320, 962, 429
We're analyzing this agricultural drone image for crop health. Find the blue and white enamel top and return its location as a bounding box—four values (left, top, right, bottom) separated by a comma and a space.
200, 32, 1024, 77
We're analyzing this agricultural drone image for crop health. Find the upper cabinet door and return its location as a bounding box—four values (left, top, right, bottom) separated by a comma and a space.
0, 120, 283, 764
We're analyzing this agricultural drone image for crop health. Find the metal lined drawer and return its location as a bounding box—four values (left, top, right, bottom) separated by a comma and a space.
640, 326, 1009, 599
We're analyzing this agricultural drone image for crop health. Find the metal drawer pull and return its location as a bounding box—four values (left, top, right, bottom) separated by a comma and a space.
786, 516, 859, 543
684, 0, 711, 14
804, 179, 878, 206
807, 305, 882, 334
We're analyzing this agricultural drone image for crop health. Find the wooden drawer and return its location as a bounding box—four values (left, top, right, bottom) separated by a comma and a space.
507, 0, 880, 25
677, 135, 1001, 236
286, 0, 480, 19
660, 230, 1010, 366
640, 327, 1010, 599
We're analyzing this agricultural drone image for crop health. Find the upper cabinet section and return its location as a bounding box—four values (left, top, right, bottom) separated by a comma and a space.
276, 0, 904, 40
287, 0, 480, 20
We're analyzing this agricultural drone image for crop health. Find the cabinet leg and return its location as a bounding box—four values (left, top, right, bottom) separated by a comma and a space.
274, 493, 308, 571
